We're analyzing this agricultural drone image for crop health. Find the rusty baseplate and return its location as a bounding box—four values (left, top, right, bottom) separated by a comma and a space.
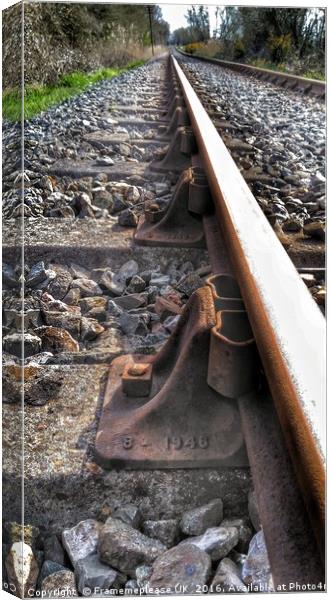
134, 166, 209, 248
95, 285, 249, 469
159, 106, 191, 142
149, 126, 196, 174
163, 94, 185, 121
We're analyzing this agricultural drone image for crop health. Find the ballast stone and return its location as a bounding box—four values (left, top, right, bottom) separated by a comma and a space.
180, 526, 239, 561
75, 553, 125, 596
70, 263, 91, 279
118, 208, 138, 227
43, 536, 65, 566
136, 565, 153, 588
113, 293, 148, 310
3, 264, 18, 288
37, 326, 79, 353
98, 517, 167, 576
4, 521, 40, 548
147, 543, 211, 594
71, 278, 103, 298
81, 317, 105, 341
303, 220, 325, 241
79, 296, 107, 313
113, 504, 142, 529
96, 157, 114, 166
62, 519, 102, 567
180, 498, 223, 535
211, 557, 248, 593
119, 312, 141, 335
26, 261, 49, 287
242, 530, 274, 591
38, 560, 69, 585
221, 518, 253, 553
125, 579, 139, 592
117, 260, 139, 283
126, 275, 146, 294
48, 269, 73, 300
41, 569, 78, 597
142, 519, 180, 548
3, 332, 41, 357
176, 272, 203, 297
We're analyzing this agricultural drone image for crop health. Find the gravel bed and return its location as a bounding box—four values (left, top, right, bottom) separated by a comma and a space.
2, 58, 170, 220
179, 56, 326, 243
2, 257, 210, 368
2, 53, 326, 365
3, 492, 274, 596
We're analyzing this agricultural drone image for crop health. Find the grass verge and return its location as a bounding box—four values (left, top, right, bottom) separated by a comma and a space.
247, 58, 325, 80
2, 60, 145, 122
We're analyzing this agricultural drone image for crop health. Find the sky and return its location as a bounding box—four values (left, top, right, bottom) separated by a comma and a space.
159, 3, 218, 33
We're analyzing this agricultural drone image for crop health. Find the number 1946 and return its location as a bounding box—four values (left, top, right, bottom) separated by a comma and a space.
166, 435, 209, 450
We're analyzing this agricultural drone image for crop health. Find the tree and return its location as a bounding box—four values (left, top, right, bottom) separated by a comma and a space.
171, 27, 193, 46
185, 5, 210, 42
148, 5, 170, 46
217, 7, 240, 43
216, 6, 325, 67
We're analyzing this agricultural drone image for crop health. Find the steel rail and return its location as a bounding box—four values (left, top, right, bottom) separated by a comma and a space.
171, 55, 326, 554
177, 49, 326, 98
202, 215, 324, 584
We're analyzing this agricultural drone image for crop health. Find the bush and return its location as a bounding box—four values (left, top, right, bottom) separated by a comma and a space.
199, 40, 223, 58
268, 33, 292, 64
234, 38, 245, 60
2, 3, 167, 89
184, 42, 205, 55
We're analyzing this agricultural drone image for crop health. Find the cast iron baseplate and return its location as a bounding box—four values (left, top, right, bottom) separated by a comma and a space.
148, 126, 192, 174
95, 286, 249, 469
134, 168, 206, 248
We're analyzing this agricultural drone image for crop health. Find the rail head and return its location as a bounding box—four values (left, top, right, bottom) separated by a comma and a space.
171, 55, 326, 543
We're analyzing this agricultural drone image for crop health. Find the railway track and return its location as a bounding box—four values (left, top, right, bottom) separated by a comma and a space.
2, 51, 325, 595
178, 49, 326, 99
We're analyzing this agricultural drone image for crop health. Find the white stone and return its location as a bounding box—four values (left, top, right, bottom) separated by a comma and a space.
5, 542, 39, 597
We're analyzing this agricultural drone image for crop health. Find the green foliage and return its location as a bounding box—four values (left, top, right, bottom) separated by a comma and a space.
186, 5, 210, 42
180, 43, 325, 81
172, 5, 209, 45
214, 6, 325, 73
249, 58, 286, 71
268, 33, 292, 63
172, 27, 193, 45
239, 58, 325, 80
2, 3, 170, 88
2, 61, 145, 122
303, 70, 325, 81
233, 38, 245, 59
196, 40, 223, 58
